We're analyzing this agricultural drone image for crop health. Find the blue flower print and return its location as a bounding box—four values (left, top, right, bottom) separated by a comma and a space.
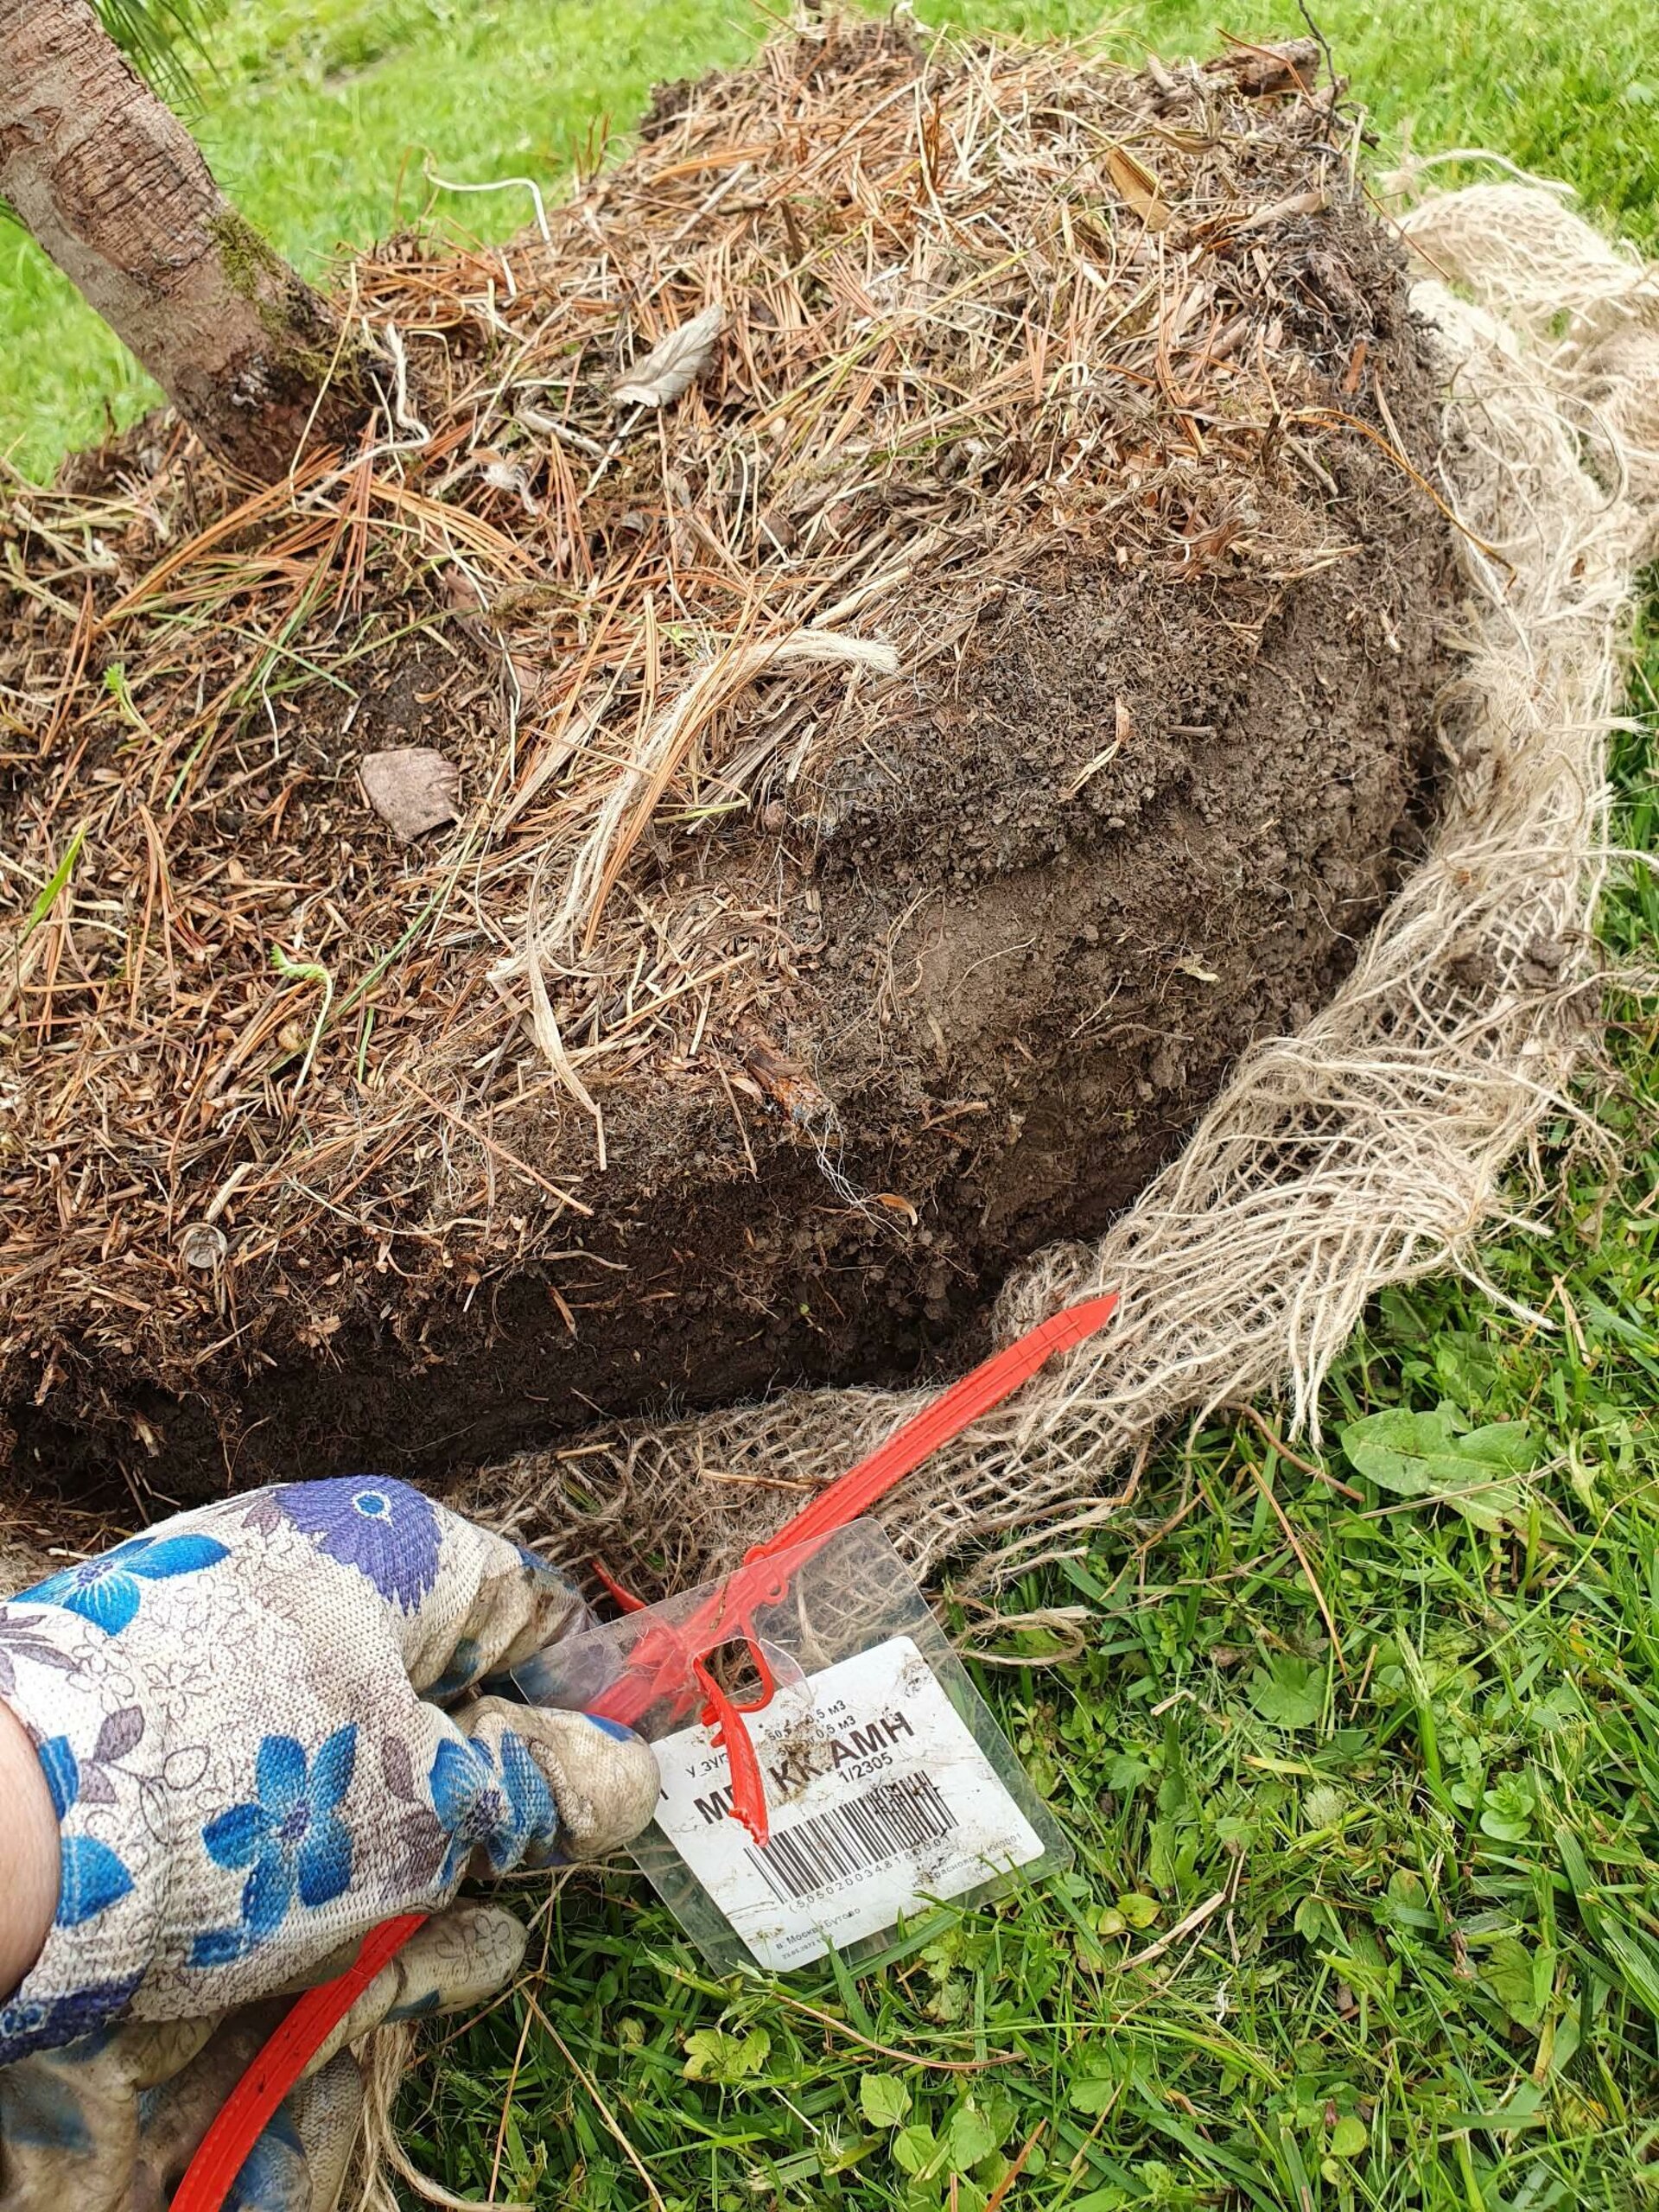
271, 1478, 441, 1611
57, 1839, 136, 1929
190, 1726, 357, 1967
35, 1735, 136, 1929
428, 1728, 558, 1886
0, 1975, 144, 2069
21, 1530, 229, 1637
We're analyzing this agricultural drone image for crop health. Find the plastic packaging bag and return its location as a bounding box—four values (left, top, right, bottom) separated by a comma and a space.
512, 1519, 1070, 1973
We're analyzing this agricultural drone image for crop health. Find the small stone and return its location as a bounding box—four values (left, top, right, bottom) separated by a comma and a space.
178, 1223, 227, 1271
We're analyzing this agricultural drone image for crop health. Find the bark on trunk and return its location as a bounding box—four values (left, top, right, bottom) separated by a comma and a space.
0, 0, 378, 480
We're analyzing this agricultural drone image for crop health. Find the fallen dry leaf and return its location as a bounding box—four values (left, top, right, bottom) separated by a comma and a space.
740, 1021, 833, 1129
1104, 144, 1172, 231
874, 1192, 919, 1224
612, 302, 724, 410
359, 747, 462, 841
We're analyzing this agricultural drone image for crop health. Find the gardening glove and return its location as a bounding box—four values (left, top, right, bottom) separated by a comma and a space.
0, 1478, 661, 2210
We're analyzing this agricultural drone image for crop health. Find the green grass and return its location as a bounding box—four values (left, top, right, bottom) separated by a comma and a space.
413, 957, 1659, 2212
6, 0, 1659, 2204
3, 0, 1658, 472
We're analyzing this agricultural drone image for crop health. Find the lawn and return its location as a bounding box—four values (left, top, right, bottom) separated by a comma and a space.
8, 2, 1659, 2206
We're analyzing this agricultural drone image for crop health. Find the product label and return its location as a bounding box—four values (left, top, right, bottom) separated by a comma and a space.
650, 1634, 1045, 1969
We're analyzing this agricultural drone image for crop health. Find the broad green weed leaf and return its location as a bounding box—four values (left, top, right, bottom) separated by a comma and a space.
1341, 1405, 1541, 1532
682, 2026, 770, 2082
1459, 1421, 1544, 1471
945, 2102, 1001, 2172
860, 2074, 912, 2129
891, 2123, 943, 2177
1249, 1654, 1325, 1729
1481, 1933, 1549, 2028
1329, 2115, 1368, 2158
1341, 1406, 1451, 1495
1069, 2076, 1117, 2116
1431, 1330, 1501, 1404
1295, 1895, 1340, 1944
1068, 2045, 1119, 2116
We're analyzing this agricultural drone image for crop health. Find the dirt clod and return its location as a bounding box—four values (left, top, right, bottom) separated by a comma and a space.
359, 747, 463, 841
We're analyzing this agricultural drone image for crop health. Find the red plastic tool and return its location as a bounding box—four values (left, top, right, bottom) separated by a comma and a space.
169, 1913, 427, 2212
582, 1289, 1122, 1841
170, 1290, 1118, 2209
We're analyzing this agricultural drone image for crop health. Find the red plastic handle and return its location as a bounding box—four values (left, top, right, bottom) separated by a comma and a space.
169, 1912, 429, 2211
764, 1292, 1119, 1555
583, 1290, 1122, 1836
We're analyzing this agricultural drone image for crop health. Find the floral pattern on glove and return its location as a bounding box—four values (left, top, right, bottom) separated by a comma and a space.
0, 1480, 658, 2077
429, 1726, 559, 1885
36, 1736, 137, 1929
0, 1979, 145, 2071
21, 1533, 229, 1637
263, 1478, 442, 1611
191, 1726, 358, 1965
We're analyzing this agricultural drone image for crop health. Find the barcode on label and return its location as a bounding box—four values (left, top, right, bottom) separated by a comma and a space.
744, 1772, 958, 1904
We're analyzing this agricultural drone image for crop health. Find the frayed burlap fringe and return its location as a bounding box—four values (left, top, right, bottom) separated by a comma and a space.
461, 180, 1659, 1604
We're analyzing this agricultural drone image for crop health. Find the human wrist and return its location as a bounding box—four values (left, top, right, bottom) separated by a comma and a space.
0, 1694, 59, 1998
0, 1593, 165, 2065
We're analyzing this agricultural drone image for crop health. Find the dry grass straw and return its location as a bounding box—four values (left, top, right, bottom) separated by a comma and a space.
466, 176, 1659, 1600
1, 17, 1388, 1398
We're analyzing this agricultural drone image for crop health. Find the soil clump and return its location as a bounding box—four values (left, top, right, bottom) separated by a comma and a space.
0, 22, 1459, 1514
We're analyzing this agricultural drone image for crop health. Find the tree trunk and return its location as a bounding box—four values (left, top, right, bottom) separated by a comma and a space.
0, 0, 378, 480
